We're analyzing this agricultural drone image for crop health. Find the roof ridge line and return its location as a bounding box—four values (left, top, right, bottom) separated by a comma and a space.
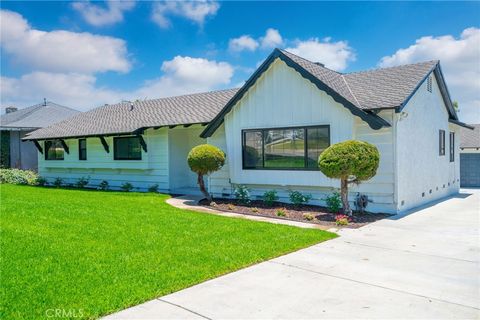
346, 60, 440, 75
340, 74, 363, 109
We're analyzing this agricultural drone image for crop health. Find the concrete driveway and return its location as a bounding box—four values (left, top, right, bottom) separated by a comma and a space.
106, 189, 480, 319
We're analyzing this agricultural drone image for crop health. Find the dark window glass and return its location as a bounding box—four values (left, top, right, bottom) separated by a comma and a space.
79, 139, 87, 160
306, 127, 330, 168
243, 131, 263, 168
449, 132, 455, 162
45, 140, 64, 160
114, 137, 142, 160
242, 125, 329, 170
439, 130, 445, 156
264, 128, 305, 168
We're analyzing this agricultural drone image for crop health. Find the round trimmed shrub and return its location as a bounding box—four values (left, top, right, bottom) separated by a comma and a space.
318, 140, 379, 215
187, 144, 225, 202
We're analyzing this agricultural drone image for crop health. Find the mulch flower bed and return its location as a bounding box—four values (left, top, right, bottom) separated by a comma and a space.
200, 199, 391, 228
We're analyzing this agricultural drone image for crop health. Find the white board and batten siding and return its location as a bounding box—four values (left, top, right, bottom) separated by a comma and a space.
396, 73, 460, 211
208, 58, 397, 213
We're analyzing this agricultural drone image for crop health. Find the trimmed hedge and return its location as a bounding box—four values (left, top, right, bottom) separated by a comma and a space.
0, 168, 39, 185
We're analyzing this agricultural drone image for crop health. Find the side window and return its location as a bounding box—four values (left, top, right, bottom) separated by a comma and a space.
79, 139, 87, 160
439, 130, 445, 156
45, 140, 64, 160
114, 137, 142, 160
449, 132, 455, 162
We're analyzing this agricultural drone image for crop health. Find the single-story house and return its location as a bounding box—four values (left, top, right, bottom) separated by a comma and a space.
1, 100, 80, 170
460, 124, 480, 187
24, 49, 471, 214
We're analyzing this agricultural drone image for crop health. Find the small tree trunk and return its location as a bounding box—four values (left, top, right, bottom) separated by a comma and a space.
197, 174, 212, 203
340, 178, 352, 216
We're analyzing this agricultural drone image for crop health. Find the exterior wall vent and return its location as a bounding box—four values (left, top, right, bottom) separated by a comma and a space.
427, 76, 433, 93
314, 62, 325, 67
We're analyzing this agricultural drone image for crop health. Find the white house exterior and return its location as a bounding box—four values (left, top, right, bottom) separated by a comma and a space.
24, 49, 470, 214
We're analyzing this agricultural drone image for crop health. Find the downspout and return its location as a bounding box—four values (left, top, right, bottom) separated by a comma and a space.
393, 111, 399, 213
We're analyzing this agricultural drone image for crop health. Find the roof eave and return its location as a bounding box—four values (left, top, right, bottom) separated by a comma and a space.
448, 119, 474, 130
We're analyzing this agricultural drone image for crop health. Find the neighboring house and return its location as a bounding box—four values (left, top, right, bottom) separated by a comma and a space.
459, 124, 480, 187
0, 101, 80, 170
24, 49, 471, 214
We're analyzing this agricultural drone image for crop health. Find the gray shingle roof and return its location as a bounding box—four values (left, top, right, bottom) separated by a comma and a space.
25, 89, 238, 140
461, 124, 480, 148
280, 49, 439, 110
1, 101, 80, 130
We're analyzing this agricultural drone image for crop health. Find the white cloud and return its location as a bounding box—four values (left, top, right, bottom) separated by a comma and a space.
72, 0, 136, 27
135, 56, 234, 99
0, 10, 131, 74
379, 27, 480, 123
151, 1, 219, 29
285, 38, 356, 71
1, 56, 234, 111
1, 72, 124, 111
260, 28, 283, 49
228, 35, 259, 52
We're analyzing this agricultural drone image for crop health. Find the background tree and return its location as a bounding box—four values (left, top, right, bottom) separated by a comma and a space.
318, 140, 380, 215
453, 101, 460, 113
187, 144, 225, 203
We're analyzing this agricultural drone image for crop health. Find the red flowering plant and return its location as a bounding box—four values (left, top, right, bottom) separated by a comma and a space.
335, 214, 352, 226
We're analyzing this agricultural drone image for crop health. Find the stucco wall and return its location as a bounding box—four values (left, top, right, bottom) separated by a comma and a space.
209, 58, 396, 213
396, 73, 460, 211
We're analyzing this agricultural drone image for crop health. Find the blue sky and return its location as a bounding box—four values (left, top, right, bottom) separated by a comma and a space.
1, 1, 479, 122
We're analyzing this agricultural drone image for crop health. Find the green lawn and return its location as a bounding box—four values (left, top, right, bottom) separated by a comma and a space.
0, 184, 336, 319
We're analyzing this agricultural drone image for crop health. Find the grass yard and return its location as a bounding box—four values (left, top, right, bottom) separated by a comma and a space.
0, 184, 336, 319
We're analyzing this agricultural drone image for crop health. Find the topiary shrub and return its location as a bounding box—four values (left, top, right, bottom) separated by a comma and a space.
318, 140, 379, 216
187, 144, 225, 203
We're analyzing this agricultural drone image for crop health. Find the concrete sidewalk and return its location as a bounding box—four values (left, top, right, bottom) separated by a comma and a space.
105, 189, 480, 319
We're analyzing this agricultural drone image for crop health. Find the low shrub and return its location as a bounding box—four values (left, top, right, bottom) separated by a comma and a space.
75, 176, 90, 189
335, 214, 350, 226
303, 213, 315, 221
263, 190, 278, 206
234, 185, 250, 204
251, 207, 259, 213
276, 208, 287, 217
288, 190, 312, 206
227, 204, 235, 210
0, 168, 38, 185
148, 184, 159, 193
53, 177, 63, 188
36, 176, 48, 186
98, 180, 109, 191
324, 191, 342, 213
121, 182, 134, 192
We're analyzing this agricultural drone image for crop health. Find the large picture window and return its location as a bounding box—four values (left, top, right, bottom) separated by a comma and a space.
242, 125, 330, 170
114, 136, 142, 160
45, 140, 64, 160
